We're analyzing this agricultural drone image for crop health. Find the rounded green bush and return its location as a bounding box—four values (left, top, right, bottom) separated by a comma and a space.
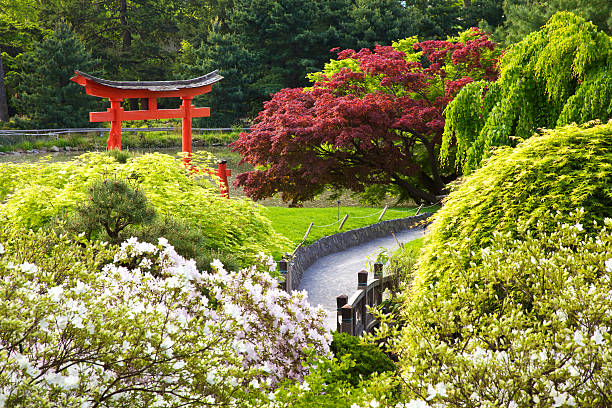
328, 332, 395, 386
415, 120, 612, 290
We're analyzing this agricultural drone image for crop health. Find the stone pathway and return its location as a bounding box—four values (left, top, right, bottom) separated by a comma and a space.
298, 227, 426, 330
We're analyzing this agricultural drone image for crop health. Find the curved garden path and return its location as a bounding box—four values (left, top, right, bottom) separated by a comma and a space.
298, 227, 426, 330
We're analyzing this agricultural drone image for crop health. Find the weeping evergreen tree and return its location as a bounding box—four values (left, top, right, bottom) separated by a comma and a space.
11, 23, 100, 128
442, 12, 612, 174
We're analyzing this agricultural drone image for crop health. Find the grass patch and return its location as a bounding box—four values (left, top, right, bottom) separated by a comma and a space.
264, 206, 439, 248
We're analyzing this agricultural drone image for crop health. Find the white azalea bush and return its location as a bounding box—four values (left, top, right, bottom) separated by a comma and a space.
0, 225, 331, 407
388, 212, 612, 407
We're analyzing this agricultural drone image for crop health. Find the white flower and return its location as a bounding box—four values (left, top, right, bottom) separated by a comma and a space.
72, 315, 84, 329
427, 382, 448, 400
39, 319, 49, 331
48, 286, 64, 302
211, 258, 225, 272
605, 258, 612, 273
370, 400, 380, 408
206, 371, 217, 385
350, 404, 361, 408
172, 360, 186, 370
592, 329, 605, 346
56, 315, 68, 330
249, 378, 260, 388
573, 223, 583, 231
0, 243, 4, 254
404, 400, 430, 408
74, 280, 88, 294
19, 262, 38, 273
573, 330, 585, 347
64, 374, 79, 388
553, 392, 569, 407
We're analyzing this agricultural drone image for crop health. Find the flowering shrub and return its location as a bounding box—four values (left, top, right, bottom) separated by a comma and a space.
389, 213, 612, 407
0, 225, 330, 407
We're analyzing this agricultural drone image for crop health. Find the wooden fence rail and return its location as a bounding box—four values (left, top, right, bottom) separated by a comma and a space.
336, 262, 394, 336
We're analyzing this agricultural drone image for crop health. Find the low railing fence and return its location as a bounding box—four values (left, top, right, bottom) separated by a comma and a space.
277, 212, 432, 292
0, 127, 250, 145
336, 262, 395, 336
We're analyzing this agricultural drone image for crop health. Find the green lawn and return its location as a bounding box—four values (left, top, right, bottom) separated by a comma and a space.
264, 205, 439, 248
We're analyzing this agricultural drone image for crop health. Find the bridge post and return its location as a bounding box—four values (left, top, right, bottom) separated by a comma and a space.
336, 294, 348, 332
357, 270, 368, 290
341, 304, 353, 335
278, 258, 288, 291
373, 262, 383, 279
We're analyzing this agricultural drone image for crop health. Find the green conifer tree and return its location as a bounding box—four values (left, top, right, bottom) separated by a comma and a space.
11, 23, 100, 128
177, 21, 256, 126
495, 0, 611, 45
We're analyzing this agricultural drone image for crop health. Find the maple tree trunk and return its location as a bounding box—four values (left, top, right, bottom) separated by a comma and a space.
0, 53, 9, 122
391, 175, 438, 204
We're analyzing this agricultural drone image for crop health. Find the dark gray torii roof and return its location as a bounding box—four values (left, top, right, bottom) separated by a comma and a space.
74, 70, 223, 91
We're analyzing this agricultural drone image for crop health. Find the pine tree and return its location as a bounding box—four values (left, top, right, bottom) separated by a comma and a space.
12, 23, 100, 128
495, 0, 612, 45
177, 21, 256, 126
442, 12, 612, 174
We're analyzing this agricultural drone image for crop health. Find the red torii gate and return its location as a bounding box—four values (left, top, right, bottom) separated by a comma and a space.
71, 70, 231, 197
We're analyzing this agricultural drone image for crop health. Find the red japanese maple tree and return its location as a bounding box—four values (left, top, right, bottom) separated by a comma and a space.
232, 29, 499, 205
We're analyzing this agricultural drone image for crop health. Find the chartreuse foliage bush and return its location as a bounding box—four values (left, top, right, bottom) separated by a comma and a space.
0, 224, 330, 407
417, 121, 612, 287
0, 152, 290, 264
443, 12, 612, 173
329, 332, 395, 387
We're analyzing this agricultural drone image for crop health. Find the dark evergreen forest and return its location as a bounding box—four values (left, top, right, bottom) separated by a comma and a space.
0, 0, 610, 128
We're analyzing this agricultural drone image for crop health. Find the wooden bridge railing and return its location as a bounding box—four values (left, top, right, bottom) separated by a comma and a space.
336, 262, 395, 336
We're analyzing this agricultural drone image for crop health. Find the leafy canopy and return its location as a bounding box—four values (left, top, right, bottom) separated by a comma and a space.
232, 29, 500, 205
443, 12, 612, 173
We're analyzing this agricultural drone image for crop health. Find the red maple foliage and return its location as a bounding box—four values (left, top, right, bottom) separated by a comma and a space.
232, 29, 499, 205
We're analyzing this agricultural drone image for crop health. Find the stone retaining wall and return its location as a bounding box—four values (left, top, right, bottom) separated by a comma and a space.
286, 212, 432, 291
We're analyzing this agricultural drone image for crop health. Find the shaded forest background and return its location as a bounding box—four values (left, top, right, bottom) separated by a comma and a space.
1, 0, 610, 128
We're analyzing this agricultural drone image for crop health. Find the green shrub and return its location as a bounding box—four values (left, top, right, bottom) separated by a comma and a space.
415, 121, 612, 290
129, 216, 241, 272
392, 213, 612, 407
0, 152, 290, 263
106, 149, 134, 164
328, 332, 395, 387
62, 179, 156, 242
